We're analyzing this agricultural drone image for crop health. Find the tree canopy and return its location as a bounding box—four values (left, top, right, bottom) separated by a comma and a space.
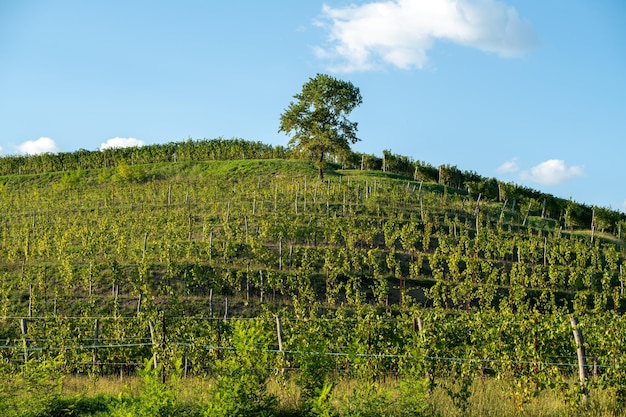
279, 73, 362, 179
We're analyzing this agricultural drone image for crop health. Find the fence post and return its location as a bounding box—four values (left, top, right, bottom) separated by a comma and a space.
93, 319, 100, 371
209, 288, 213, 317
20, 318, 28, 367
570, 317, 589, 404
137, 294, 142, 315
414, 317, 434, 390
149, 320, 157, 369
276, 315, 286, 374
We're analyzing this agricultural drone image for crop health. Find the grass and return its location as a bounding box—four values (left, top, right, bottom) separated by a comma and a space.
0, 374, 612, 417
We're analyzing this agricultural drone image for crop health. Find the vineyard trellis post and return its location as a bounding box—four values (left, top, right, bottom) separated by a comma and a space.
149, 320, 157, 369
20, 318, 28, 367
570, 317, 589, 405
209, 288, 213, 317
275, 315, 286, 374
414, 316, 433, 387
93, 318, 99, 371
522, 201, 532, 226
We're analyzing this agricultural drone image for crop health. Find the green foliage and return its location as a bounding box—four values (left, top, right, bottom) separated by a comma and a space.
109, 358, 202, 417
279, 74, 362, 179
309, 381, 334, 417
114, 161, 144, 183
334, 379, 427, 417
204, 319, 277, 417
54, 169, 84, 190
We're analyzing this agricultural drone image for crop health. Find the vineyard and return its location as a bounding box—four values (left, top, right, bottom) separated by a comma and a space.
0, 139, 625, 416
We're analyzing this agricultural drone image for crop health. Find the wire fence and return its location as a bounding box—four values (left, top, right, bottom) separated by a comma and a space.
1, 314, 625, 385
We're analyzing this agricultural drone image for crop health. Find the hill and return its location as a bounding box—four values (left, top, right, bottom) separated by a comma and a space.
2, 138, 626, 416
0, 138, 624, 320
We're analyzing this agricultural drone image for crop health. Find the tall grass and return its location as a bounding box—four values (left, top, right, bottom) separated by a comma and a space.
3, 373, 621, 417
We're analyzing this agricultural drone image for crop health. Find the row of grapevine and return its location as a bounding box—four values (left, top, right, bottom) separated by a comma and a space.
1, 308, 625, 406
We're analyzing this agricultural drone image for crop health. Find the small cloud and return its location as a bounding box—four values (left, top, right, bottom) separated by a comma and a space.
18, 137, 60, 155
100, 137, 145, 150
316, 0, 539, 72
622, 200, 626, 213
496, 158, 519, 174
519, 159, 584, 186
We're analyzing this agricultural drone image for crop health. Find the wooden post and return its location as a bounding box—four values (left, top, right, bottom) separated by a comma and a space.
209, 288, 214, 317
414, 317, 433, 388
20, 318, 28, 366
499, 199, 508, 223
259, 270, 264, 303
149, 320, 158, 369
137, 293, 142, 315
416, 317, 424, 332
275, 315, 286, 374
93, 319, 99, 370
209, 231, 213, 260
224, 297, 229, 320
591, 208, 595, 244
474, 193, 482, 214
570, 317, 589, 404
522, 201, 532, 226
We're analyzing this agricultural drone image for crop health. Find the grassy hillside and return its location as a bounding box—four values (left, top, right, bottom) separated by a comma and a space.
1, 140, 626, 416
0, 150, 624, 318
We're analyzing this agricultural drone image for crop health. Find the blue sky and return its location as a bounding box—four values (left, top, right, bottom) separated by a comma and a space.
1, 0, 624, 212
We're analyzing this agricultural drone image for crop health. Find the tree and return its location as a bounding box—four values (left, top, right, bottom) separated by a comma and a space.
279, 73, 362, 179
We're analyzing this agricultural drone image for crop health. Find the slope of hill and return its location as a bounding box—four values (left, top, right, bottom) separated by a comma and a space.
0, 140, 623, 320
1, 138, 626, 415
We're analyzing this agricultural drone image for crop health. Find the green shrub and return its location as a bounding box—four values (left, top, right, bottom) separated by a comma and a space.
203, 319, 277, 417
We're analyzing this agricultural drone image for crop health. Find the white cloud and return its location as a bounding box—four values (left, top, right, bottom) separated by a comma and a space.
18, 137, 60, 155
519, 159, 584, 186
316, 0, 539, 72
100, 137, 145, 150
496, 158, 519, 174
